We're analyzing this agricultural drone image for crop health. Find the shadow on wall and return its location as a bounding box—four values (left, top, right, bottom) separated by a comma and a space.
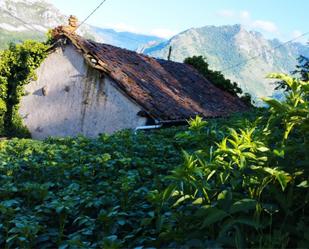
21, 77, 146, 139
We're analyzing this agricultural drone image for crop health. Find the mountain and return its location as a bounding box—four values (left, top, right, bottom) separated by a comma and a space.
93, 27, 164, 51
142, 25, 309, 101
0, 0, 163, 50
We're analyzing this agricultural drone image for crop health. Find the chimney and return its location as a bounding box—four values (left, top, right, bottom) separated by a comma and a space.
51, 15, 79, 38
66, 15, 79, 33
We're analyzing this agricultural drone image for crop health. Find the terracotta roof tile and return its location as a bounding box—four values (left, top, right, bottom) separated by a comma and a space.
52, 30, 248, 121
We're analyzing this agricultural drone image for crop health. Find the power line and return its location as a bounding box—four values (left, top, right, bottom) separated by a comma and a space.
75, 0, 108, 32
220, 31, 309, 73
1, 9, 46, 34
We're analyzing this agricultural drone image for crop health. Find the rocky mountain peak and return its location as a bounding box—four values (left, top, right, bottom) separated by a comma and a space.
142, 25, 309, 102
0, 0, 65, 32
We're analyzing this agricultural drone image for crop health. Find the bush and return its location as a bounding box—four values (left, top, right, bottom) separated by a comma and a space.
160, 74, 309, 248
0, 40, 48, 137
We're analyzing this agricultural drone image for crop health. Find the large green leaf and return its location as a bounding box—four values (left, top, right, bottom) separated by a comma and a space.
276, 172, 289, 191
201, 207, 229, 228
229, 199, 257, 214
262, 98, 288, 112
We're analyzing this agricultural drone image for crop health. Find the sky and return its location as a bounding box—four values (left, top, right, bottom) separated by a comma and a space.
50, 0, 308, 42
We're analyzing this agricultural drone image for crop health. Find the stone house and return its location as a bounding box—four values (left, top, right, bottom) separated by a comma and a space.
19, 22, 247, 139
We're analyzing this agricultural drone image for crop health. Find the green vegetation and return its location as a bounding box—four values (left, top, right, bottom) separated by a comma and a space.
294, 55, 309, 81
184, 56, 252, 105
0, 40, 48, 137
0, 72, 308, 248
0, 128, 183, 248
276, 55, 309, 91
161, 74, 309, 248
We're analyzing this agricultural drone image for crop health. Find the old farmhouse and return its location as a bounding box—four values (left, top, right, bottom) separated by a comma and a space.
19, 18, 247, 139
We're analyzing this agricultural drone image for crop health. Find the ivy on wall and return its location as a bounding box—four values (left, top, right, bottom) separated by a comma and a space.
0, 40, 48, 137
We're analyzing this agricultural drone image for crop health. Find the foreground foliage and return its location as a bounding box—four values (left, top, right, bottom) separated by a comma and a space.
0, 126, 194, 249
161, 74, 309, 248
0, 74, 308, 249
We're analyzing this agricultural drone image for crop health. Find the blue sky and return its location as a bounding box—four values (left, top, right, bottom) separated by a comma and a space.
50, 0, 308, 42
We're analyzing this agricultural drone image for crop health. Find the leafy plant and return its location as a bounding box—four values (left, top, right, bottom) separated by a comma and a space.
160, 74, 309, 248
0, 129, 184, 248
275, 54, 309, 91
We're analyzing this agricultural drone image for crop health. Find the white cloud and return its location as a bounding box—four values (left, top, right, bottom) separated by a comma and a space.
106, 23, 139, 33
102, 22, 177, 38
216, 9, 280, 36
217, 9, 235, 18
252, 20, 278, 33
150, 28, 177, 38
240, 11, 250, 20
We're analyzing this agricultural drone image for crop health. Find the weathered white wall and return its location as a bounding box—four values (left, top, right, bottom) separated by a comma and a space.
19, 44, 146, 139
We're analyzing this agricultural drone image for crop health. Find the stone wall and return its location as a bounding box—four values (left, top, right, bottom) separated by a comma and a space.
19, 44, 146, 139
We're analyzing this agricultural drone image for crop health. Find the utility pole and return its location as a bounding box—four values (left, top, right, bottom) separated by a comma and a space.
167, 46, 172, 61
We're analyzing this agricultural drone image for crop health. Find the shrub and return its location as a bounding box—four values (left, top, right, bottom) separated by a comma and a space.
0, 40, 48, 137
160, 74, 309, 248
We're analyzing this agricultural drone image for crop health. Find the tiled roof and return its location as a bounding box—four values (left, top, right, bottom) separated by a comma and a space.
52, 28, 248, 121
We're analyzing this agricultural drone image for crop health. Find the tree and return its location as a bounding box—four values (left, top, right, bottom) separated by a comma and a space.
293, 55, 309, 81
275, 54, 309, 91
0, 40, 48, 137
